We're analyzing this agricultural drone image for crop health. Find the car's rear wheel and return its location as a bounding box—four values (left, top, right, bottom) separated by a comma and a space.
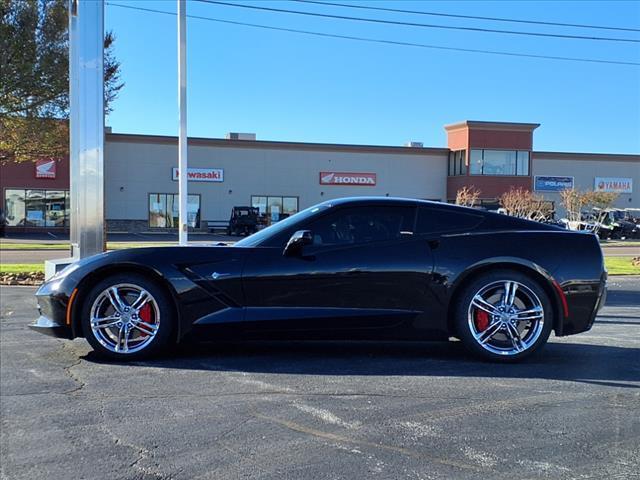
81, 273, 174, 360
454, 270, 553, 362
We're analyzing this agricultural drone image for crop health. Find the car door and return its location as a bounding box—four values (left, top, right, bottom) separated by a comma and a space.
241, 204, 436, 335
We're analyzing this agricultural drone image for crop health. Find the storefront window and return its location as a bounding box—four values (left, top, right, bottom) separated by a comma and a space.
251, 196, 267, 215
251, 195, 298, 223
149, 193, 200, 228
3, 189, 70, 227
4, 189, 26, 227
470, 149, 483, 174
267, 196, 283, 222
25, 190, 46, 227
45, 190, 66, 227
282, 197, 298, 216
447, 150, 466, 176
470, 149, 530, 176
517, 151, 530, 175
149, 193, 168, 228
483, 150, 517, 175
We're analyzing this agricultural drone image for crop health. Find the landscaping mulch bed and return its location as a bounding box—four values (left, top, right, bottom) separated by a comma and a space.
0, 272, 45, 286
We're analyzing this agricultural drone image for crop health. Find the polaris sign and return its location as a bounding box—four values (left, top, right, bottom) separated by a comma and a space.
534, 176, 574, 192
320, 171, 376, 186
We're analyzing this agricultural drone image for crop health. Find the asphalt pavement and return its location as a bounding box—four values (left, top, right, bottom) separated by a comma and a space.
1, 278, 639, 480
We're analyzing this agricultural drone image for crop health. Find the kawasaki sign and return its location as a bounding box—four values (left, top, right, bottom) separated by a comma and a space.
319, 171, 376, 186
172, 167, 224, 182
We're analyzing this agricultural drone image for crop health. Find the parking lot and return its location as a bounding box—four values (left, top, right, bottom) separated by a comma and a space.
1, 277, 639, 480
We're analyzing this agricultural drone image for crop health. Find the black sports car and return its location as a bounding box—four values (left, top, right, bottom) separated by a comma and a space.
31, 197, 607, 362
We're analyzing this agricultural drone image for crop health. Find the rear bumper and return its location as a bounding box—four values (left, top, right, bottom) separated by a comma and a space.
29, 315, 73, 339
559, 272, 607, 336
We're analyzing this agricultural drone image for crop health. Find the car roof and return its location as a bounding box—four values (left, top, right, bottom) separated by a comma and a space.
320, 196, 478, 213
319, 196, 562, 231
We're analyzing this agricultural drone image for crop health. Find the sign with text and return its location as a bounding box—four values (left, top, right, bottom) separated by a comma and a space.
534, 176, 574, 192
172, 167, 224, 182
35, 159, 57, 179
594, 177, 633, 193
320, 171, 377, 186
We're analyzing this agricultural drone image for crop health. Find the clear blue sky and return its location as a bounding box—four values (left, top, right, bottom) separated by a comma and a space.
105, 0, 640, 154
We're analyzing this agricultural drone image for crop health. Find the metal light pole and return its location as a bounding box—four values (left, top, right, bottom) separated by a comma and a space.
46, 0, 105, 279
177, 0, 188, 245
69, 0, 105, 258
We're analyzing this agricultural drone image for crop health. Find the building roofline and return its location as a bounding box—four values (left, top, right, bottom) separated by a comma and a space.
104, 133, 639, 161
532, 150, 640, 161
105, 133, 449, 156
444, 120, 540, 132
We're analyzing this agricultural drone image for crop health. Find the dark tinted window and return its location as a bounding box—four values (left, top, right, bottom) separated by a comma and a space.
309, 206, 415, 246
416, 206, 483, 235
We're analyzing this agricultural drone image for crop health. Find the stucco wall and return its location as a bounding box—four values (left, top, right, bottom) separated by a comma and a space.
532, 153, 640, 216
104, 138, 448, 225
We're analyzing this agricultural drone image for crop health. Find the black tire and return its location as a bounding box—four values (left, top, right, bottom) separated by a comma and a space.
80, 273, 174, 361
453, 269, 553, 362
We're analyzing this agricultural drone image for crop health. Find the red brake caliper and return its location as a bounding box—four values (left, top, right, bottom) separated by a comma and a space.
138, 303, 153, 338
475, 309, 490, 332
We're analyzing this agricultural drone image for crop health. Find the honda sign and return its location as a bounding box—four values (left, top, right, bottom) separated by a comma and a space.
319, 171, 376, 186
35, 159, 57, 179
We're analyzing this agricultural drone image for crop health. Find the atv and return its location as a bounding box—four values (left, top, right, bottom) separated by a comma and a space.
227, 206, 259, 236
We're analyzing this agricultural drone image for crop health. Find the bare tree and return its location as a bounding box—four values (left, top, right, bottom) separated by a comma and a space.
588, 191, 619, 234
560, 189, 619, 232
455, 186, 481, 207
499, 188, 552, 222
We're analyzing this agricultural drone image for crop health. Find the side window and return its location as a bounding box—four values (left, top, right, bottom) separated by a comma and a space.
416, 206, 483, 235
308, 206, 415, 247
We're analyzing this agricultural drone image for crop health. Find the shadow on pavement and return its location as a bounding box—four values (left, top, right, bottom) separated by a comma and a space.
83, 340, 640, 389
603, 290, 640, 308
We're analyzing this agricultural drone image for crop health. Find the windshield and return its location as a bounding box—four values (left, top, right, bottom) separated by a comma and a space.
234, 203, 332, 247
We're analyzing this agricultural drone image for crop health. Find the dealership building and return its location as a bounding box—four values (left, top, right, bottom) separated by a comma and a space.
1, 120, 638, 233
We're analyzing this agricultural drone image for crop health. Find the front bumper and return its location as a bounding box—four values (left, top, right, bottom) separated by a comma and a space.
31, 276, 78, 340
29, 315, 73, 339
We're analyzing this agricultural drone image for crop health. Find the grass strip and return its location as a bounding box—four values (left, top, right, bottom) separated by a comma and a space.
2, 258, 637, 276
0, 263, 45, 274
604, 257, 640, 275
0, 242, 178, 251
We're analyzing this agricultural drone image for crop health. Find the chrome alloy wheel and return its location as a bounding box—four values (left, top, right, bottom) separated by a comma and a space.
89, 283, 160, 354
467, 280, 545, 356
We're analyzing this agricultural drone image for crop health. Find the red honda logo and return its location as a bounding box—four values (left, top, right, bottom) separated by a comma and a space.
35, 159, 57, 179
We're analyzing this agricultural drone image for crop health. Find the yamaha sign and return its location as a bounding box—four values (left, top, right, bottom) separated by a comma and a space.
320, 171, 377, 186
594, 177, 633, 194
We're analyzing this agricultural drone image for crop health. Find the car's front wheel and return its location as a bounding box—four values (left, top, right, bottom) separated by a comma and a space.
454, 270, 553, 362
81, 273, 174, 360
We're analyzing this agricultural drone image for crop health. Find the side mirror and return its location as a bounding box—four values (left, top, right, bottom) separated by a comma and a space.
283, 230, 313, 256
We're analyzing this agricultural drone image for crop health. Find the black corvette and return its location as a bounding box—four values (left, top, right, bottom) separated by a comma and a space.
31, 197, 607, 362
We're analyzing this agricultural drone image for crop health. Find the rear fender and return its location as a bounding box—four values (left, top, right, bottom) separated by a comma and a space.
448, 257, 566, 336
